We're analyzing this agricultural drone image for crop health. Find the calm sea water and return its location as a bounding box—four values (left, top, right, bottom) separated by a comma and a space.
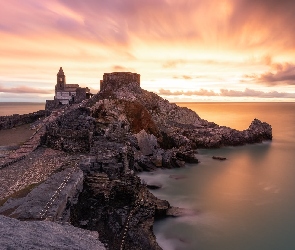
0, 102, 45, 116
140, 102, 295, 250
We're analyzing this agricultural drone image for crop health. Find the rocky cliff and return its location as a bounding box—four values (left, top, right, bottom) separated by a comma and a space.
43, 80, 272, 171
0, 76, 272, 250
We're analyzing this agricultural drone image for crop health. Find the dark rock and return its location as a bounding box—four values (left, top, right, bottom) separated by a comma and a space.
176, 149, 199, 163
70, 170, 167, 250
146, 183, 162, 190
135, 129, 158, 156
212, 156, 227, 160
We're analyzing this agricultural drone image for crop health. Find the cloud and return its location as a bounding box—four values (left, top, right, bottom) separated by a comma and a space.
258, 63, 295, 85
0, 84, 52, 94
111, 65, 136, 72
219, 88, 295, 98
162, 60, 186, 68
245, 62, 295, 86
1, 0, 293, 50
158, 88, 218, 96
173, 75, 192, 80
158, 88, 295, 98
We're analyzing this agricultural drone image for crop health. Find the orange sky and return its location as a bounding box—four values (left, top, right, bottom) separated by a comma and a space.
0, 0, 295, 102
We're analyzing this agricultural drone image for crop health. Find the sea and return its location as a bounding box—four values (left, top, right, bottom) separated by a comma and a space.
139, 102, 295, 250
1, 102, 295, 250
0, 102, 45, 116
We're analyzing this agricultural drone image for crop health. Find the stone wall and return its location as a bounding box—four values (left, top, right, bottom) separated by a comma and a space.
0, 110, 49, 130
43, 107, 96, 153
45, 100, 62, 111
75, 87, 88, 103
100, 72, 140, 91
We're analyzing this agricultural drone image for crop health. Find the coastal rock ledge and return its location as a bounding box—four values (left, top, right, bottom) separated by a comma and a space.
0, 72, 272, 250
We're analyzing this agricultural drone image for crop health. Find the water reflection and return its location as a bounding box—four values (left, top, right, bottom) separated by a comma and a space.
149, 103, 295, 250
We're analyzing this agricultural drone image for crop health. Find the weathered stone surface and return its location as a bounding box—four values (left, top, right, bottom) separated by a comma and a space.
0, 167, 83, 221
135, 129, 158, 156
71, 170, 166, 250
0, 215, 105, 250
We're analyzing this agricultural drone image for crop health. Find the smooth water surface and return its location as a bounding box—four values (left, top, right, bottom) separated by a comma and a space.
0, 102, 45, 116
140, 102, 295, 250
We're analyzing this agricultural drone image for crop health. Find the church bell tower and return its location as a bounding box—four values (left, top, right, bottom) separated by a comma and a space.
56, 67, 66, 91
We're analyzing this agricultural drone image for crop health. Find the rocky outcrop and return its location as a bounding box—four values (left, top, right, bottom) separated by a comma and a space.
0, 215, 106, 250
88, 81, 272, 150
0, 72, 272, 250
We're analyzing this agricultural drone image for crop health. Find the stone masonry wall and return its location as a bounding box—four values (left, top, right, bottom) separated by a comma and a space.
0, 110, 49, 130
100, 72, 140, 91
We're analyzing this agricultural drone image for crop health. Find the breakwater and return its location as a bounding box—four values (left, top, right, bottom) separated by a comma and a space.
0, 110, 49, 130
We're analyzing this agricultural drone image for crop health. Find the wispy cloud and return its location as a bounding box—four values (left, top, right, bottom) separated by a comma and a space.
158, 88, 295, 98
2, 0, 294, 49
258, 63, 295, 85
111, 65, 135, 72
173, 75, 193, 80
158, 88, 218, 96
162, 60, 186, 68
0, 84, 52, 94
1, 0, 295, 101
245, 62, 295, 86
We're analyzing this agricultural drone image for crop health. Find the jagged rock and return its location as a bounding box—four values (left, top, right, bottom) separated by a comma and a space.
135, 129, 158, 156
176, 148, 199, 163
71, 170, 167, 250
0, 215, 105, 250
151, 151, 163, 167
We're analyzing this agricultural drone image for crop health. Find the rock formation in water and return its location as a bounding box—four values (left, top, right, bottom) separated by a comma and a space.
0, 72, 272, 250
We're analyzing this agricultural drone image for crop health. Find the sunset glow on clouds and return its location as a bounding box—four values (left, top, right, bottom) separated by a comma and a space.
0, 0, 295, 102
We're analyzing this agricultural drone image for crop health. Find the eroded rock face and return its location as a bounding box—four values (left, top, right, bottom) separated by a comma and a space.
43, 107, 95, 152
71, 158, 169, 250
135, 130, 158, 156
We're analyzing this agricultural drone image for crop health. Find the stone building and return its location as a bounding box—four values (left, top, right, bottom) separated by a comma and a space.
100, 72, 140, 91
46, 67, 92, 110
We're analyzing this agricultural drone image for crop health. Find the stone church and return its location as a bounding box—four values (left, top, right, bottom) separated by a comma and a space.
46, 67, 92, 110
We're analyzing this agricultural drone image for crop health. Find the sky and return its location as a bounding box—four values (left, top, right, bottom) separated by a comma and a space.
0, 0, 295, 102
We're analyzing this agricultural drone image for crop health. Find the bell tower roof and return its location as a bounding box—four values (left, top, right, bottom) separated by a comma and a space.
57, 67, 65, 76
